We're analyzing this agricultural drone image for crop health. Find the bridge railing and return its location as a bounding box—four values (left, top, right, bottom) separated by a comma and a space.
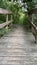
0, 8, 12, 29
28, 8, 37, 43
30, 21, 37, 43
0, 21, 12, 29
0, 8, 12, 37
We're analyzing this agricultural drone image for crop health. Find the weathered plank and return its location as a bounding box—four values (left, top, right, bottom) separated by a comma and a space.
0, 25, 36, 65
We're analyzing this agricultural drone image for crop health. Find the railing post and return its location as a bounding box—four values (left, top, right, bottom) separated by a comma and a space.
11, 15, 12, 22
35, 35, 37, 43
32, 14, 34, 23
6, 14, 9, 29
35, 29, 37, 43
31, 14, 34, 32
11, 15, 12, 27
6, 15, 8, 22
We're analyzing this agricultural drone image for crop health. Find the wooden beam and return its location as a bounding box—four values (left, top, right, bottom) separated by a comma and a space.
11, 15, 12, 22
6, 15, 8, 22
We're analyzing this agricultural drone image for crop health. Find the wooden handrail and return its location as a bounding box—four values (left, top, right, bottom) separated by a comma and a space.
0, 21, 12, 29
29, 21, 37, 43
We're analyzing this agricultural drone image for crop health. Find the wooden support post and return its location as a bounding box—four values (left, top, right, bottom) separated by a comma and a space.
6, 15, 9, 29
35, 29, 37, 43
32, 15, 33, 23
32, 14, 34, 23
31, 14, 33, 31
11, 15, 12, 22
35, 35, 37, 43
11, 15, 12, 27
6, 15, 8, 22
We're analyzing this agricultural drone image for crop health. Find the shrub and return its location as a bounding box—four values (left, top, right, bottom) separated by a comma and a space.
0, 14, 6, 23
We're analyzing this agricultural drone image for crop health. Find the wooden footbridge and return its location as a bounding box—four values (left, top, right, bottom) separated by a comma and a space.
0, 8, 37, 65
0, 25, 37, 65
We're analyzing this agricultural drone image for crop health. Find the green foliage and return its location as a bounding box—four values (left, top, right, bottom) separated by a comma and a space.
34, 19, 37, 26
7, 2, 22, 24
0, 26, 11, 37
0, 20, 3, 24
0, 0, 6, 8
18, 12, 28, 25
19, 12, 25, 24
27, 2, 35, 13
0, 14, 6, 23
6, 2, 28, 25
0, 0, 35, 25
23, 0, 35, 13
0, 28, 5, 37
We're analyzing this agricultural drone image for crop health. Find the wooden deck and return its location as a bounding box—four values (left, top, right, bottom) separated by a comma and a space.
0, 25, 37, 65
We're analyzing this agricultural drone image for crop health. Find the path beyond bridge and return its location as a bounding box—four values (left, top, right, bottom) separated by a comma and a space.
0, 25, 37, 65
